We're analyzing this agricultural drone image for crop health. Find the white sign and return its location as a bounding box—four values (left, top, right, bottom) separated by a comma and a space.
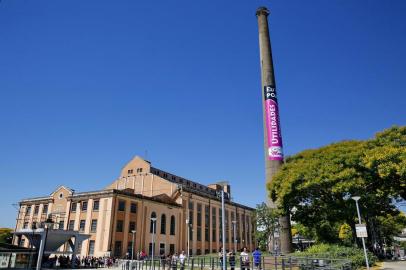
356, 224, 368, 238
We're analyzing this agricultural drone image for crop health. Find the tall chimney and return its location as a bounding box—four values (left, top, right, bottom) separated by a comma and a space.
256, 6, 292, 254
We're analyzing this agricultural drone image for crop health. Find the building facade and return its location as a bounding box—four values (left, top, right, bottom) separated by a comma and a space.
13, 157, 255, 258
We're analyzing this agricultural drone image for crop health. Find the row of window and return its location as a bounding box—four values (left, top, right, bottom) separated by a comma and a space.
127, 168, 143, 174
24, 204, 48, 216
148, 212, 176, 235
71, 200, 99, 212
117, 200, 137, 213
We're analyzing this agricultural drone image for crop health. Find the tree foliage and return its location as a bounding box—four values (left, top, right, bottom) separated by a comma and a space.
268, 126, 406, 245
0, 228, 13, 244
254, 202, 280, 251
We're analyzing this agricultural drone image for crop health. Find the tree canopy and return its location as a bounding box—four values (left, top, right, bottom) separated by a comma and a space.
268, 126, 406, 244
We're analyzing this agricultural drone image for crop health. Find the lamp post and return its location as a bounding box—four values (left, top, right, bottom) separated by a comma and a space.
36, 218, 54, 270
232, 220, 237, 252
220, 190, 226, 270
352, 196, 370, 270
186, 218, 190, 258
151, 217, 157, 270
131, 230, 136, 261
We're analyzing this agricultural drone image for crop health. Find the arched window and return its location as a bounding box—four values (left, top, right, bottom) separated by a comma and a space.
170, 215, 176, 235
150, 212, 157, 233
160, 214, 166, 234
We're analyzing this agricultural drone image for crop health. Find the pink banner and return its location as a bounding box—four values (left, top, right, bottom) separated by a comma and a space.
264, 86, 283, 160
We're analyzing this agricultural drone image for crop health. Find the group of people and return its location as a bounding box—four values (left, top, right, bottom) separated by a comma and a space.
219, 248, 262, 270
42, 254, 118, 268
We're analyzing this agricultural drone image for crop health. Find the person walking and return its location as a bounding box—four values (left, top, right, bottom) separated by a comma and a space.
240, 248, 250, 270
252, 248, 261, 270
179, 251, 186, 270
228, 251, 236, 270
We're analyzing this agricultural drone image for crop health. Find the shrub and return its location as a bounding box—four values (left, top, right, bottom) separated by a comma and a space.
295, 243, 377, 269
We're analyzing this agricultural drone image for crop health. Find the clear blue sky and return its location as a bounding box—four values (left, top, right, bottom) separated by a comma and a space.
0, 0, 405, 228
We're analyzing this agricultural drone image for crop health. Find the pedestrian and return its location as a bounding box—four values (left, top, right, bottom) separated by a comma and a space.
252, 248, 261, 270
228, 251, 236, 270
179, 251, 186, 270
240, 248, 250, 270
172, 253, 179, 270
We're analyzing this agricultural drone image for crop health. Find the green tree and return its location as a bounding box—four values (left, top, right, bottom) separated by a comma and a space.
338, 223, 353, 246
0, 228, 13, 244
268, 126, 406, 247
254, 202, 280, 251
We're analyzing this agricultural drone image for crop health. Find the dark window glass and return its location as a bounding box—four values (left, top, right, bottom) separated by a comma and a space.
34, 205, 39, 214
170, 244, 175, 254
59, 221, 64, 230
23, 222, 28, 229
81, 201, 88, 211
89, 240, 95, 255
71, 202, 77, 212
43, 204, 48, 214
26, 206, 31, 215
170, 215, 176, 235
150, 212, 157, 233
205, 205, 210, 242
79, 220, 86, 232
160, 214, 166, 234
116, 220, 123, 232
93, 200, 100, 211
129, 221, 136, 232
114, 241, 122, 257
118, 200, 125, 211
212, 207, 216, 242
130, 203, 137, 213
91, 219, 97, 233
68, 220, 75, 230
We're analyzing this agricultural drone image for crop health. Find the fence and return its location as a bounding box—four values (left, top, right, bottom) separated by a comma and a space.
120, 255, 352, 270
0, 251, 37, 269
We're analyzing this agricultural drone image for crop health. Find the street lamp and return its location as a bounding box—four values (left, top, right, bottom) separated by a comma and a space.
352, 196, 370, 270
150, 217, 157, 269
232, 220, 237, 252
36, 218, 54, 270
131, 230, 136, 261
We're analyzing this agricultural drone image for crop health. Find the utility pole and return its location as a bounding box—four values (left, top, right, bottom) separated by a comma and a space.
352, 196, 370, 270
256, 6, 292, 254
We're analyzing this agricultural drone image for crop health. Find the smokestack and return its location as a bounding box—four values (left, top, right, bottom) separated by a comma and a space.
256, 6, 292, 254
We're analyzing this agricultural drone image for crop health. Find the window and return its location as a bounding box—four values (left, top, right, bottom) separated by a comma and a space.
212, 207, 216, 242
129, 221, 136, 233
128, 169, 133, 174
23, 222, 28, 229
34, 205, 39, 215
188, 202, 193, 241
68, 220, 75, 230
59, 193, 63, 199
159, 243, 165, 255
81, 201, 88, 211
169, 244, 175, 255
170, 215, 176, 235
219, 209, 222, 241
93, 200, 100, 211
205, 205, 210, 242
225, 210, 229, 242
43, 204, 48, 214
71, 202, 77, 212
137, 168, 143, 173
79, 220, 85, 232
197, 204, 202, 241
130, 203, 137, 213
26, 206, 31, 215
116, 220, 123, 232
59, 220, 64, 230
160, 214, 166, 234
148, 243, 155, 256
91, 219, 97, 233
150, 212, 157, 233
118, 200, 125, 211
114, 241, 122, 257
88, 240, 95, 255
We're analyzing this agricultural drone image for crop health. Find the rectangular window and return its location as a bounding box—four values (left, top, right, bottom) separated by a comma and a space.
197, 204, 202, 241
118, 200, 125, 211
68, 220, 75, 230
169, 244, 175, 255
81, 201, 88, 211
114, 241, 122, 257
148, 243, 155, 256
26, 206, 31, 215
93, 200, 100, 211
219, 209, 222, 242
71, 202, 77, 212
59, 220, 64, 230
130, 202, 137, 213
91, 219, 97, 233
116, 220, 123, 232
128, 169, 133, 174
34, 205, 39, 215
79, 220, 86, 232
212, 207, 216, 242
188, 202, 194, 241
159, 243, 165, 255
205, 205, 210, 242
129, 221, 136, 233
88, 240, 95, 255
23, 222, 28, 229
225, 210, 229, 243
43, 204, 48, 214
